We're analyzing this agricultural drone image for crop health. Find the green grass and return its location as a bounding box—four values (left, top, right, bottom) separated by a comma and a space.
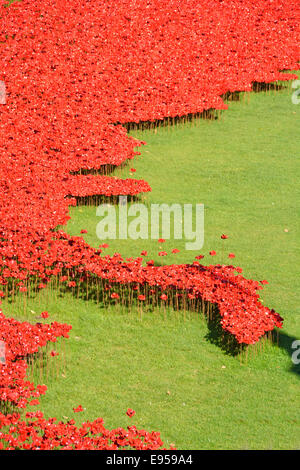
2, 77, 300, 449
67, 79, 300, 336
3, 291, 299, 450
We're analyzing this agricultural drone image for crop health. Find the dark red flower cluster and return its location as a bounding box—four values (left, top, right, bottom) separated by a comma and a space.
0, 311, 168, 449
63, 174, 151, 199
0, 0, 293, 344
0, 0, 298, 247
2, 0, 297, 124
0, 310, 71, 409
0, 0, 297, 450
0, 228, 280, 345
0, 412, 168, 450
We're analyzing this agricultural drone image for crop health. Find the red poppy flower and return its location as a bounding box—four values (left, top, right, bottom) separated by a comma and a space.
126, 408, 135, 418
73, 405, 84, 413
111, 292, 120, 299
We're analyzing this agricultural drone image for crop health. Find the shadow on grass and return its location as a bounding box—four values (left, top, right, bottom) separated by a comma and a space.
252, 81, 287, 92
204, 310, 244, 356
221, 91, 241, 102
276, 330, 300, 377
66, 193, 142, 206
5, 279, 299, 379
114, 79, 289, 132
205, 310, 300, 377
118, 108, 219, 132
69, 163, 125, 176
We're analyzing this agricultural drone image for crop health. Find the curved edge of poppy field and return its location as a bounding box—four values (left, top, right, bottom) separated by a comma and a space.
0, 0, 299, 450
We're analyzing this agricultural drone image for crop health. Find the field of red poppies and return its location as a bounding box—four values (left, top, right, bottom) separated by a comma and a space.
0, 0, 299, 450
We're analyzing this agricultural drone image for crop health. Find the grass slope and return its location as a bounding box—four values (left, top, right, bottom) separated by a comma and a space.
68, 80, 300, 336
2, 78, 300, 449
3, 292, 299, 450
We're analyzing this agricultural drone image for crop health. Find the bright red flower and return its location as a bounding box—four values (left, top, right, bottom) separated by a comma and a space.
126, 408, 135, 418
73, 405, 84, 413
158, 251, 167, 256
29, 400, 40, 406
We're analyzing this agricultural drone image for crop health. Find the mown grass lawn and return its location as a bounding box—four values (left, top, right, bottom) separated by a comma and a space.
3, 77, 299, 449
68, 77, 299, 335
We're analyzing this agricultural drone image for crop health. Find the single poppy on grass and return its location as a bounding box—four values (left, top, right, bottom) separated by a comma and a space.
126, 408, 135, 418
73, 405, 84, 413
